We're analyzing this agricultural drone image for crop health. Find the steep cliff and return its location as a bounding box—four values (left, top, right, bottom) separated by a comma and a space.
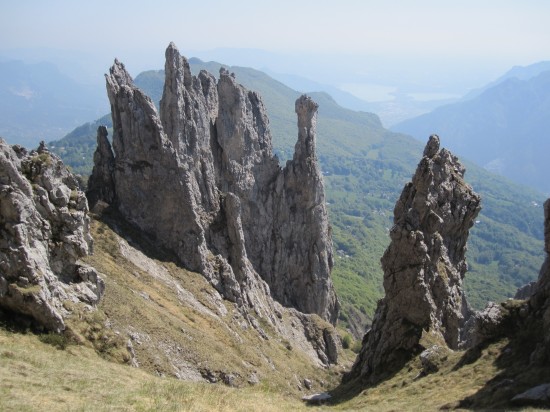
88, 43, 339, 362
86, 125, 115, 207
525, 199, 550, 364
345, 135, 481, 383
0, 139, 104, 332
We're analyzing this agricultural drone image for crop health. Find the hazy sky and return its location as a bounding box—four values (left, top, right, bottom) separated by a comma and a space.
2, 0, 550, 95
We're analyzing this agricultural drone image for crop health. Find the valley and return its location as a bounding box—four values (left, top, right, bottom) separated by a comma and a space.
48, 59, 546, 335
1, 41, 549, 412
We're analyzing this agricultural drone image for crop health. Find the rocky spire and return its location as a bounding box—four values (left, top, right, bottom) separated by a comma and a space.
90, 43, 339, 327
524, 199, 550, 364
345, 135, 481, 383
86, 126, 115, 208
271, 95, 339, 324
0, 139, 104, 331
535, 199, 550, 293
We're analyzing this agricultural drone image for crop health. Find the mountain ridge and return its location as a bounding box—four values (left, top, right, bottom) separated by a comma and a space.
393, 69, 550, 194
0, 59, 108, 147
47, 58, 545, 334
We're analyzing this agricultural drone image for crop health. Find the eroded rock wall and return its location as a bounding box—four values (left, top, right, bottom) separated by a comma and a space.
526, 199, 550, 363
0, 140, 104, 331
89, 43, 339, 327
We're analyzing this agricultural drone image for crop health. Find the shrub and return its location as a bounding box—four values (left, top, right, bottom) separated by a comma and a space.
351, 340, 363, 354
39, 332, 68, 350
342, 334, 352, 349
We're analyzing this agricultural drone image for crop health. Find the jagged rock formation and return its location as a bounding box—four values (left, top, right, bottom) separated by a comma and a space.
525, 198, 550, 364
515, 280, 538, 300
86, 126, 115, 207
89, 43, 338, 334
0, 139, 104, 332
345, 135, 481, 383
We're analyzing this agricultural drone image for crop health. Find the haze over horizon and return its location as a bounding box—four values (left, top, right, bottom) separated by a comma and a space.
2, 0, 549, 102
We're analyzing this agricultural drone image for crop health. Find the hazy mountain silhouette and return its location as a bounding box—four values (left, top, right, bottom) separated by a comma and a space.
0, 59, 108, 146
393, 66, 550, 194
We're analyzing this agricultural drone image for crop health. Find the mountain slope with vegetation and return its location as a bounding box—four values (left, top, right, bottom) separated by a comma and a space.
48, 59, 545, 335
393, 69, 550, 194
0, 60, 108, 147
0, 209, 352, 411
2, 301, 548, 411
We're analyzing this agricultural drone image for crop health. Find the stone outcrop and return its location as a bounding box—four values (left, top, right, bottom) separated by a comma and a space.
515, 281, 538, 300
0, 139, 104, 332
512, 383, 550, 406
345, 135, 481, 383
86, 126, 115, 208
89, 43, 339, 327
524, 198, 550, 364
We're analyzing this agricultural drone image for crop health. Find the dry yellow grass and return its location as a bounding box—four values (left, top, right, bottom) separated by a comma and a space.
2, 329, 548, 411
2, 211, 549, 411
0, 329, 320, 412
79, 214, 346, 394
330, 336, 550, 411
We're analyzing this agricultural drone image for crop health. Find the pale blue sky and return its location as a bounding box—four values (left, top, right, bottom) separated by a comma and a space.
2, 0, 550, 95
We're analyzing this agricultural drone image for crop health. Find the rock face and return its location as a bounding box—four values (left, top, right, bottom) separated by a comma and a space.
86, 126, 115, 208
525, 198, 550, 364
512, 383, 550, 406
88, 43, 339, 326
345, 135, 481, 383
515, 281, 538, 300
0, 139, 104, 332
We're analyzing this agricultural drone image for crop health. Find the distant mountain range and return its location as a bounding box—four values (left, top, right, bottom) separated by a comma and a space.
0, 59, 108, 147
463, 60, 550, 100
393, 62, 550, 194
49, 58, 546, 335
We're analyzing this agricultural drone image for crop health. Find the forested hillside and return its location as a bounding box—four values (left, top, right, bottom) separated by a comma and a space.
393, 70, 550, 194
0, 60, 107, 146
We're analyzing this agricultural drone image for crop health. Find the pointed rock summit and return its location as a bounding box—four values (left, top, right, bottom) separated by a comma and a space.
89, 43, 339, 330
345, 135, 481, 383
86, 126, 115, 208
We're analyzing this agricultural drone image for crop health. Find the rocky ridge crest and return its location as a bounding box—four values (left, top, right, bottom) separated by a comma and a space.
88, 43, 339, 363
0, 139, 104, 331
345, 135, 481, 382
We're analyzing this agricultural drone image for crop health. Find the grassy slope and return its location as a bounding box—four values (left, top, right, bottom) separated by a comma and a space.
48, 62, 546, 335
2, 304, 549, 411
0, 210, 355, 411
0, 329, 311, 412
82, 211, 349, 391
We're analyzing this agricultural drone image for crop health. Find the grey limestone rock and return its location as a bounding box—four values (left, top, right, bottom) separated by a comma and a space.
462, 301, 507, 347
345, 135, 481, 383
419, 344, 449, 374
86, 126, 115, 209
515, 280, 538, 300
524, 199, 550, 364
89, 43, 339, 361
511, 383, 550, 406
532, 199, 550, 302
0, 139, 104, 331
